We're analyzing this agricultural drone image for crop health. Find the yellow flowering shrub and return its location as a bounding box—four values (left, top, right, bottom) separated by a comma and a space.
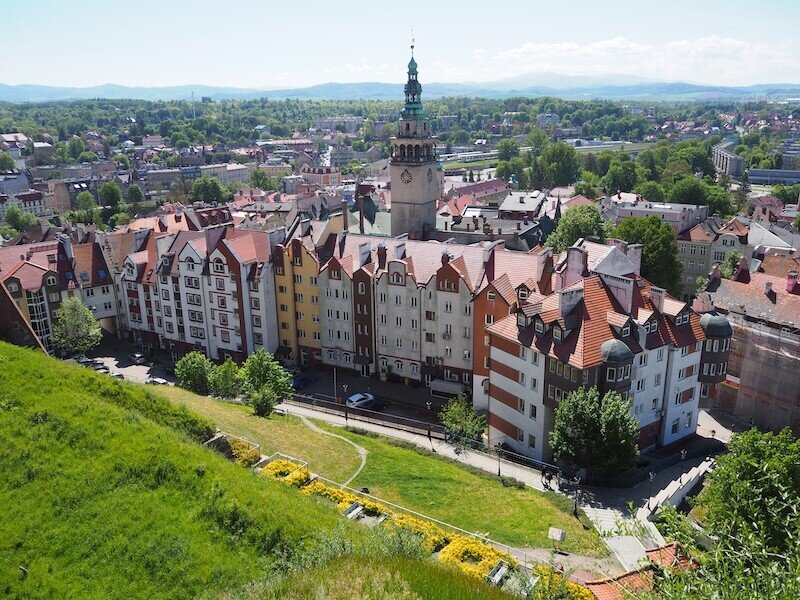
300, 480, 388, 515
228, 437, 260, 467
531, 565, 594, 600
261, 458, 302, 478
438, 534, 516, 580
384, 513, 450, 552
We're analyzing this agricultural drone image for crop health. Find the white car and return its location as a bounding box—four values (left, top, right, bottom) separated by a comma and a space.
346, 392, 377, 409
145, 377, 168, 385
130, 352, 148, 365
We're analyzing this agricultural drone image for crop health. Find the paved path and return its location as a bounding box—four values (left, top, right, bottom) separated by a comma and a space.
278, 402, 719, 576
296, 414, 368, 486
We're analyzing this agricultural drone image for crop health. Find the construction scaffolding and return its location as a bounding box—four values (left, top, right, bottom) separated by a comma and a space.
714, 313, 800, 435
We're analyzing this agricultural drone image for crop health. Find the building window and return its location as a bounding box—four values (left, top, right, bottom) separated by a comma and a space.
685, 412, 693, 428
518, 371, 526, 386
654, 373, 661, 386
529, 404, 537, 419
607, 367, 616, 381
671, 418, 679, 434
636, 379, 645, 392
254, 333, 263, 345
534, 320, 544, 334
216, 278, 224, 290
485, 314, 494, 325
395, 360, 403, 371
657, 348, 664, 362
213, 260, 224, 273
621, 325, 630, 337
487, 291, 496, 301
293, 274, 302, 284
638, 354, 648, 367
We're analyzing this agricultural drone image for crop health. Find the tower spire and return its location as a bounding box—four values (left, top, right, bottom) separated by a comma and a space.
411, 30, 414, 57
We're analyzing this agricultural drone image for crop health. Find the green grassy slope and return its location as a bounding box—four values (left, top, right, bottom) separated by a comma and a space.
0, 343, 343, 600
0, 343, 515, 600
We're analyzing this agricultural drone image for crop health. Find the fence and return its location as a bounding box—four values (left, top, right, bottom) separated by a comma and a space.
289, 393, 448, 439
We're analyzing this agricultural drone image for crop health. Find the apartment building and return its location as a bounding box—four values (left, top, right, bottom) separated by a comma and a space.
272, 237, 323, 367
677, 217, 794, 299
485, 242, 730, 462
121, 227, 280, 363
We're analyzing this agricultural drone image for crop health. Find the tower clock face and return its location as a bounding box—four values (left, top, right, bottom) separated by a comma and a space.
427, 168, 434, 182
401, 169, 412, 184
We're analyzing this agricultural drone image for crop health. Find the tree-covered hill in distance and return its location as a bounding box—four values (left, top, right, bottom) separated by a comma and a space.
0, 343, 512, 600
3, 75, 800, 102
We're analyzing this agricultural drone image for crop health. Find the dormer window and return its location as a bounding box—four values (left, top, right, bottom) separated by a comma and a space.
535, 320, 544, 334
185, 257, 195, 271
621, 325, 630, 337
676, 313, 688, 326
553, 325, 563, 341
518, 288, 529, 301
516, 313, 527, 327
212, 259, 224, 273
46, 276, 58, 287
391, 272, 403, 284
487, 291, 496, 301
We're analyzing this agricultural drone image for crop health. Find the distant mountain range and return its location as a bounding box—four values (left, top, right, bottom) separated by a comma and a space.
2, 73, 800, 103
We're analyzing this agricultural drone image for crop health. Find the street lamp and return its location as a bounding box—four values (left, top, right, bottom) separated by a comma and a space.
572, 475, 581, 517
681, 448, 687, 461
495, 443, 502, 477
343, 384, 349, 423
647, 471, 656, 509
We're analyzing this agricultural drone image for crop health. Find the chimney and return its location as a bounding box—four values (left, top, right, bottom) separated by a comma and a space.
626, 243, 643, 276
516, 222, 521, 230
394, 242, 406, 260
444, 221, 449, 231
563, 246, 588, 288
650, 286, 666, 313
358, 193, 365, 234
358, 241, 371, 268
341, 200, 349, 231
788, 268, 798, 292
764, 281, 773, 296
377, 242, 387, 269
441, 249, 450, 265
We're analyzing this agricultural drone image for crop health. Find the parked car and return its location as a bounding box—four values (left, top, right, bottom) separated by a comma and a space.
80, 358, 104, 368
109, 371, 125, 380
130, 352, 148, 365
293, 372, 316, 389
93, 365, 111, 374
346, 392, 384, 410
145, 377, 168, 385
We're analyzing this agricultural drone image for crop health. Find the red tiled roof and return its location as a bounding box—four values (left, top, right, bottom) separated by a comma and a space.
585, 568, 654, 600
488, 274, 705, 369
72, 242, 111, 288
2, 260, 49, 291
759, 254, 800, 278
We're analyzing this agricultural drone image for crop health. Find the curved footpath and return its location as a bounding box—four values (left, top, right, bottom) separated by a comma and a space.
277, 401, 717, 573
296, 414, 368, 486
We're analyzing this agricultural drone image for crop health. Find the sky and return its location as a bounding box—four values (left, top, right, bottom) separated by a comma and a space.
2, 0, 799, 89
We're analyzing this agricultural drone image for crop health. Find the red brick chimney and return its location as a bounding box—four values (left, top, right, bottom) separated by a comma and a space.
787, 268, 798, 293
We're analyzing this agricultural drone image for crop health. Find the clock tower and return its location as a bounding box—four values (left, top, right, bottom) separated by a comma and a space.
390, 45, 438, 239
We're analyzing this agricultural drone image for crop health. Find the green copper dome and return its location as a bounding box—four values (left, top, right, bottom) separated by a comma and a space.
699, 312, 732, 338
408, 56, 418, 73
601, 339, 634, 363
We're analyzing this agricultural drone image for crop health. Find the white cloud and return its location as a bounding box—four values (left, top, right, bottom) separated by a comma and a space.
453, 35, 799, 85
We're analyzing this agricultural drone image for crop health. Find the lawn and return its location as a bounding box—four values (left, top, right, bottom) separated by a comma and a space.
318, 425, 608, 557
153, 385, 361, 482
0, 343, 343, 599
0, 344, 513, 600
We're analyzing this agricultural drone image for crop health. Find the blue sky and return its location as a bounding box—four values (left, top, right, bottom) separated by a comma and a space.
2, 0, 799, 88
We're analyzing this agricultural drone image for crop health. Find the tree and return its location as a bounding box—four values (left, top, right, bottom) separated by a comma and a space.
175, 351, 214, 395
573, 170, 600, 200
52, 296, 102, 356
549, 387, 640, 476
127, 183, 144, 207
98, 181, 123, 209
209, 357, 241, 399
67, 137, 85, 160
249, 169, 278, 191
615, 216, 683, 295
667, 176, 706, 205
0, 151, 15, 171
240, 348, 293, 401
540, 142, 578, 187
4, 205, 37, 230
545, 205, 613, 252
602, 159, 640, 192
188, 176, 224, 204
251, 387, 280, 417
496, 138, 520, 161
439, 395, 486, 449
719, 250, 744, 279
75, 190, 97, 211
703, 428, 800, 555
632, 180, 666, 204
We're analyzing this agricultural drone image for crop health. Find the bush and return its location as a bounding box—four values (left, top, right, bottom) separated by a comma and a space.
500, 476, 526, 489
251, 386, 279, 417
438, 534, 515, 580
385, 513, 451, 553
209, 358, 241, 399
174, 351, 213, 395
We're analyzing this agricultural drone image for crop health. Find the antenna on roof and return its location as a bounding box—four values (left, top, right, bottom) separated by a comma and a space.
411, 30, 415, 56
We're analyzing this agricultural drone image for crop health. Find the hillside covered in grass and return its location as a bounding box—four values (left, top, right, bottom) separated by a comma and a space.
0, 343, 514, 600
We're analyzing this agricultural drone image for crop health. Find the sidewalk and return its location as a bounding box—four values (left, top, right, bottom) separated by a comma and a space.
277, 401, 720, 574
